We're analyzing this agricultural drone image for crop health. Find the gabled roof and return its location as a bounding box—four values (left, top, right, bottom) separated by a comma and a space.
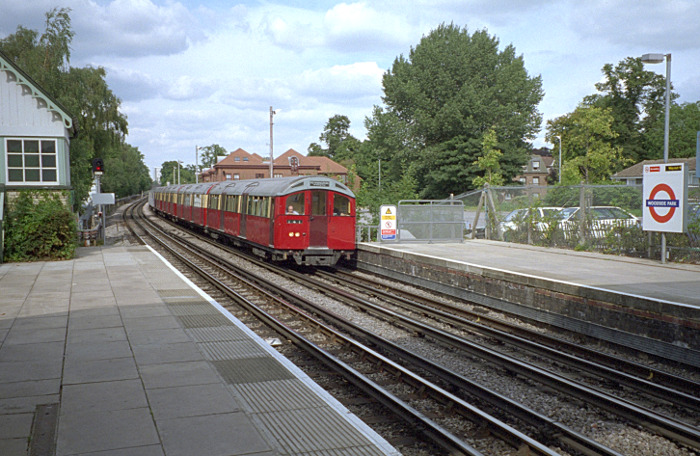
274, 148, 348, 173
613, 158, 696, 179
0, 48, 75, 133
217, 148, 265, 166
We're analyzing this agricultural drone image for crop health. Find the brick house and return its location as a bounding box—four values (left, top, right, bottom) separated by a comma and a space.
200, 148, 351, 184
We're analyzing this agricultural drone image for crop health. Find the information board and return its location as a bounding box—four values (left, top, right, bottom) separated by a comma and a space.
642, 163, 687, 233
380, 205, 397, 241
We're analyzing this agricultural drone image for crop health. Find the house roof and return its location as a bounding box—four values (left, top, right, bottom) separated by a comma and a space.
216, 148, 265, 167
0, 48, 75, 133
613, 158, 697, 179
274, 149, 348, 173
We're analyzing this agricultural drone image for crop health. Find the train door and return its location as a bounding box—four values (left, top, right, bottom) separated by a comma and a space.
309, 190, 328, 247
240, 194, 248, 238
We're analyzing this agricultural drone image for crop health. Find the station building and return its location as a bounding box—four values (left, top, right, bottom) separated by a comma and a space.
0, 49, 76, 262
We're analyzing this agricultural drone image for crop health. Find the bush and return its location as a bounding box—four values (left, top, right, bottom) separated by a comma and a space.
4, 191, 77, 261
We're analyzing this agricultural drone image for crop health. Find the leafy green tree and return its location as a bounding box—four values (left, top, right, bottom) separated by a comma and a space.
159, 161, 194, 185
547, 105, 630, 184
380, 23, 543, 197
309, 115, 361, 162
472, 128, 505, 188
199, 144, 227, 170
583, 57, 672, 162
644, 101, 700, 159
102, 145, 153, 197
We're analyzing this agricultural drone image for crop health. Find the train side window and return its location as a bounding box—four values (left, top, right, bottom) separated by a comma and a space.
333, 194, 351, 216
285, 193, 304, 215
311, 191, 327, 216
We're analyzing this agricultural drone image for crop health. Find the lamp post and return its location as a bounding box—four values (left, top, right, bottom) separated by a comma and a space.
641, 52, 671, 263
554, 135, 562, 184
195, 145, 202, 183
177, 160, 182, 185
269, 107, 279, 178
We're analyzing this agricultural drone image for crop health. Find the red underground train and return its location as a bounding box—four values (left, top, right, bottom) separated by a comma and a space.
149, 176, 356, 266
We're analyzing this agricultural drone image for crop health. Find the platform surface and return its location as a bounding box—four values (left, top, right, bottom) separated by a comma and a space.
0, 245, 399, 456
361, 239, 700, 307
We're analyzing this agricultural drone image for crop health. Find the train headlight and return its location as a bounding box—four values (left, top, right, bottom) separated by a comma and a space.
289, 232, 294, 237
295, 232, 300, 237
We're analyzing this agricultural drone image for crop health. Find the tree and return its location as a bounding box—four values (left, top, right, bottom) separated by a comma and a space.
159, 161, 194, 186
472, 128, 505, 188
644, 101, 700, 159
547, 105, 630, 184
583, 57, 671, 162
199, 144, 227, 170
308, 115, 360, 162
380, 23, 543, 197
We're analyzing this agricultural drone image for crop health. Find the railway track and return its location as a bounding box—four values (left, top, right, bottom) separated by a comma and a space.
122, 199, 700, 456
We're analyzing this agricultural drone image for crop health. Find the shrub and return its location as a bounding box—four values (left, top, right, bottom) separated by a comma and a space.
4, 191, 77, 261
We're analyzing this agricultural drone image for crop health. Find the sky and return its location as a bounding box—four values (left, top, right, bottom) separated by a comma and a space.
2, 0, 699, 178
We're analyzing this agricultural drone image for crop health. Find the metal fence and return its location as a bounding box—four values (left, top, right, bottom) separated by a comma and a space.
455, 184, 700, 263
396, 200, 464, 243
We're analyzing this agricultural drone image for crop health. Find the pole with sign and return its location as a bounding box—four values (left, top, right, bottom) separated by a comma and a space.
643, 163, 687, 261
380, 205, 397, 242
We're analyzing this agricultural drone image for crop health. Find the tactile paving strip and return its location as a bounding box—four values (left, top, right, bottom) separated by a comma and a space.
167, 304, 221, 316
212, 358, 296, 384
255, 407, 384, 455
176, 314, 234, 328
198, 340, 268, 361
157, 289, 200, 298
232, 378, 327, 413
185, 326, 249, 342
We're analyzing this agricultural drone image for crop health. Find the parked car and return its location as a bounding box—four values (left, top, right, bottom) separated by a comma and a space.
497, 207, 563, 239
557, 206, 639, 239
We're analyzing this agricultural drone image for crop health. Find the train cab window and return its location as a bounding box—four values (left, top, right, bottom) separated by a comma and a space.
285, 193, 304, 215
333, 194, 351, 216
311, 191, 327, 216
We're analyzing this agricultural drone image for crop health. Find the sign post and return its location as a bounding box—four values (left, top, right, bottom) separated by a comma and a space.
642, 163, 687, 262
380, 205, 397, 242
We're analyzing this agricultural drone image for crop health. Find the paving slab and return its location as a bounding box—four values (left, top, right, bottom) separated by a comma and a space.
0, 245, 399, 456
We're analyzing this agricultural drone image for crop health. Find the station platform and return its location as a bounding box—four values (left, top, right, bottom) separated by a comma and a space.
361, 239, 700, 307
357, 240, 700, 364
0, 246, 399, 456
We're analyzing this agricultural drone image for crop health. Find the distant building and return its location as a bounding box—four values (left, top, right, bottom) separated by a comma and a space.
200, 148, 351, 184
509, 148, 556, 198
612, 157, 699, 186
0, 49, 76, 262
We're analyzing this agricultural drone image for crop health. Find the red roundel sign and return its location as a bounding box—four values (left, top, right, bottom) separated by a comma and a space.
647, 183, 676, 223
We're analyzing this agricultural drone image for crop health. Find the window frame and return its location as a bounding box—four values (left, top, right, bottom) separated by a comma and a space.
5, 138, 59, 185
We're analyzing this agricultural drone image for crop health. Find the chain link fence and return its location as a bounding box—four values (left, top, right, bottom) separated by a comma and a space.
455, 184, 700, 263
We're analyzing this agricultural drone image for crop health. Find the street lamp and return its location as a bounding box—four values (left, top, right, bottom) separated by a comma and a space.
641, 53, 671, 163
195, 145, 202, 183
269, 107, 280, 178
641, 52, 671, 263
177, 160, 183, 185
554, 135, 562, 184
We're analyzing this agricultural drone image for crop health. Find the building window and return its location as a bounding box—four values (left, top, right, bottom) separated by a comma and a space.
532, 176, 540, 185
6, 138, 58, 184
225, 173, 232, 180
274, 173, 283, 178
532, 160, 540, 170
233, 174, 240, 180
255, 173, 264, 178
234, 157, 240, 162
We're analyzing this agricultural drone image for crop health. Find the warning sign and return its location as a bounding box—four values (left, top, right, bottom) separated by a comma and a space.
643, 163, 687, 233
380, 205, 397, 241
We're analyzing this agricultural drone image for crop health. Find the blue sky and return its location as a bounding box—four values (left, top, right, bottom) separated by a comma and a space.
2, 0, 699, 177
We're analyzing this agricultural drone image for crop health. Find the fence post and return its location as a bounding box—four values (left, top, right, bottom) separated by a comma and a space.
578, 182, 586, 245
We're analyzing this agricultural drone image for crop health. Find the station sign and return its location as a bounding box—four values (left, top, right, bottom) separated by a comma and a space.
91, 192, 116, 206
380, 205, 397, 241
642, 163, 687, 233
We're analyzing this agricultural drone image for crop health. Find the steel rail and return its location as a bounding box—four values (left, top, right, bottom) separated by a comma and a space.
318, 269, 700, 412
127, 204, 512, 456
265, 268, 700, 451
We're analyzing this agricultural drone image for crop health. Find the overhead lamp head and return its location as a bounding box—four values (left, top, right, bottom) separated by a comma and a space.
641, 53, 665, 64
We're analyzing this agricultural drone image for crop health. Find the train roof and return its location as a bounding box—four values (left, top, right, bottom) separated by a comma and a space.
155, 176, 355, 198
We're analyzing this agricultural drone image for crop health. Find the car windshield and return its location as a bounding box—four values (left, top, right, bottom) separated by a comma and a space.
504, 209, 527, 222
558, 207, 578, 221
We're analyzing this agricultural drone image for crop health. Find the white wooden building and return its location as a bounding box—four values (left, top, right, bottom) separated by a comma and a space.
0, 49, 76, 262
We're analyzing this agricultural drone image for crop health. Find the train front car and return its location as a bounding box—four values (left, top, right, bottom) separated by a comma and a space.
248, 176, 356, 266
